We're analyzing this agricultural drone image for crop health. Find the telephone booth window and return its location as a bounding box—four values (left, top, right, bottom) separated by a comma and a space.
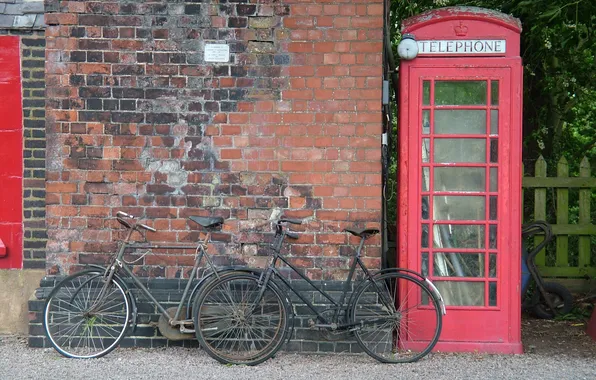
420, 78, 500, 307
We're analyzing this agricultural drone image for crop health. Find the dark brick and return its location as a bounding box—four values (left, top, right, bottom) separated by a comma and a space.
228, 17, 247, 28
70, 27, 86, 37
21, 38, 45, 47
120, 100, 136, 111
113, 65, 145, 75
87, 98, 102, 110
112, 112, 144, 123
213, 66, 229, 76
137, 52, 153, 63
184, 4, 201, 14
112, 88, 144, 99
78, 39, 110, 50
78, 15, 109, 26
103, 99, 119, 111
237, 4, 257, 16
70, 51, 86, 62
146, 113, 178, 124
79, 87, 110, 98
87, 51, 103, 62
79, 111, 111, 122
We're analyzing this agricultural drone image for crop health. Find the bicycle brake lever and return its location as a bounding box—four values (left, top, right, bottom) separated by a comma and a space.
285, 231, 299, 239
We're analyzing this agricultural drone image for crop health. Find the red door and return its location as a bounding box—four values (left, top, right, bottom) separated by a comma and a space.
0, 36, 24, 269
400, 62, 522, 352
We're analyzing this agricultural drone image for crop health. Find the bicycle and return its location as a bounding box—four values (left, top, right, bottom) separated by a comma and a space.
43, 210, 245, 359
193, 220, 447, 365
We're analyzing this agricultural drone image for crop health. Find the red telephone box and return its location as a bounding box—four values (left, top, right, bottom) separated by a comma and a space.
398, 7, 523, 353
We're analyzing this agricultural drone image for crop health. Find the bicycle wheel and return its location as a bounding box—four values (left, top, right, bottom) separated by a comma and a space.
194, 272, 289, 365
43, 269, 131, 359
350, 271, 442, 363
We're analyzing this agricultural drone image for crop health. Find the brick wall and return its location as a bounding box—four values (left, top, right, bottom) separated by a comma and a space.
44, 0, 384, 279
0, 27, 47, 269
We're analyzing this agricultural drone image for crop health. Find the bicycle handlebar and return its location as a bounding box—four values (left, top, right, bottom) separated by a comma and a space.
137, 223, 157, 233
116, 211, 156, 233
117, 211, 134, 219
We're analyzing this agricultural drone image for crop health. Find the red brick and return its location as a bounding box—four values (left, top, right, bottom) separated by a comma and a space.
46, 183, 78, 193
284, 17, 315, 28
220, 149, 242, 159
45, 13, 78, 25
288, 42, 313, 53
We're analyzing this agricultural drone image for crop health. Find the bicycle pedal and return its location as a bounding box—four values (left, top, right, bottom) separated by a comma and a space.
314, 323, 337, 330
179, 326, 195, 334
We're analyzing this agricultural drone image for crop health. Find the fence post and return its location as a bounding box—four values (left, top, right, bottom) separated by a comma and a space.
556, 157, 569, 268
578, 157, 591, 272
534, 156, 547, 266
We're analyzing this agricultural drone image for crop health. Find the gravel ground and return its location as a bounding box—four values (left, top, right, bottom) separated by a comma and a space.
0, 335, 594, 380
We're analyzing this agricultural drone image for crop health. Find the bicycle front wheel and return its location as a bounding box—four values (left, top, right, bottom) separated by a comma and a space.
194, 272, 289, 365
350, 271, 442, 363
43, 269, 131, 359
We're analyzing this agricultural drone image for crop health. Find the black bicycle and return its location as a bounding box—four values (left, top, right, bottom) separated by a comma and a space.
193, 219, 446, 365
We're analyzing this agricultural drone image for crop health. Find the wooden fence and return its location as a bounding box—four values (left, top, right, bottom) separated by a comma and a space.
522, 156, 596, 278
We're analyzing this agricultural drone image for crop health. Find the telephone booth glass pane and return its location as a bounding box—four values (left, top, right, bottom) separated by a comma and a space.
434, 81, 487, 105
422, 110, 431, 134
433, 225, 485, 249
491, 81, 499, 106
433, 196, 485, 220
434, 167, 485, 192
434, 138, 486, 163
433, 253, 485, 277
433, 281, 485, 306
423, 80, 431, 105
435, 110, 486, 134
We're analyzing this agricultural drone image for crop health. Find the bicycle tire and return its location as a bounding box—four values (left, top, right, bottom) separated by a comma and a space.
43, 269, 131, 359
193, 271, 289, 365
350, 271, 442, 363
531, 282, 574, 319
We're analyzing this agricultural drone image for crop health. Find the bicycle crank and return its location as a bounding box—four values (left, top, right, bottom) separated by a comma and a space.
315, 309, 352, 341
157, 307, 195, 341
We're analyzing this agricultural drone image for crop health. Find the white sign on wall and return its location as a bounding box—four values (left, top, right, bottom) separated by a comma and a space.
204, 44, 230, 63
417, 39, 506, 55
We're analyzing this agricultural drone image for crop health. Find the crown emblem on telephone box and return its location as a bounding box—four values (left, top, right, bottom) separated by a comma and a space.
454, 21, 468, 36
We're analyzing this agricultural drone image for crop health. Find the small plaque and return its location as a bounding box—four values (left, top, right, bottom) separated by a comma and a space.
204, 44, 230, 63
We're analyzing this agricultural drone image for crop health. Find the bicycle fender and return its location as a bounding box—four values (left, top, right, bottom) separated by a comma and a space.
85, 265, 139, 333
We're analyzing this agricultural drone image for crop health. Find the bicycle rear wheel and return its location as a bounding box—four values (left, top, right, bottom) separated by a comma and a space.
194, 272, 289, 365
43, 269, 131, 358
350, 271, 442, 363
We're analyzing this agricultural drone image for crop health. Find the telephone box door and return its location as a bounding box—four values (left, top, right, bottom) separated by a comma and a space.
400, 63, 522, 352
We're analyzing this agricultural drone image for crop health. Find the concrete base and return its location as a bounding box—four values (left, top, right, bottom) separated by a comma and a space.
0, 269, 45, 334
433, 340, 524, 354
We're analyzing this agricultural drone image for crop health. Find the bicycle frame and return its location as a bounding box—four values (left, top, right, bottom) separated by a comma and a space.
101, 223, 220, 328
260, 229, 393, 330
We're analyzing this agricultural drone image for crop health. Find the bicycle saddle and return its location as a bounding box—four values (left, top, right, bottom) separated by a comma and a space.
344, 227, 380, 238
189, 216, 224, 228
